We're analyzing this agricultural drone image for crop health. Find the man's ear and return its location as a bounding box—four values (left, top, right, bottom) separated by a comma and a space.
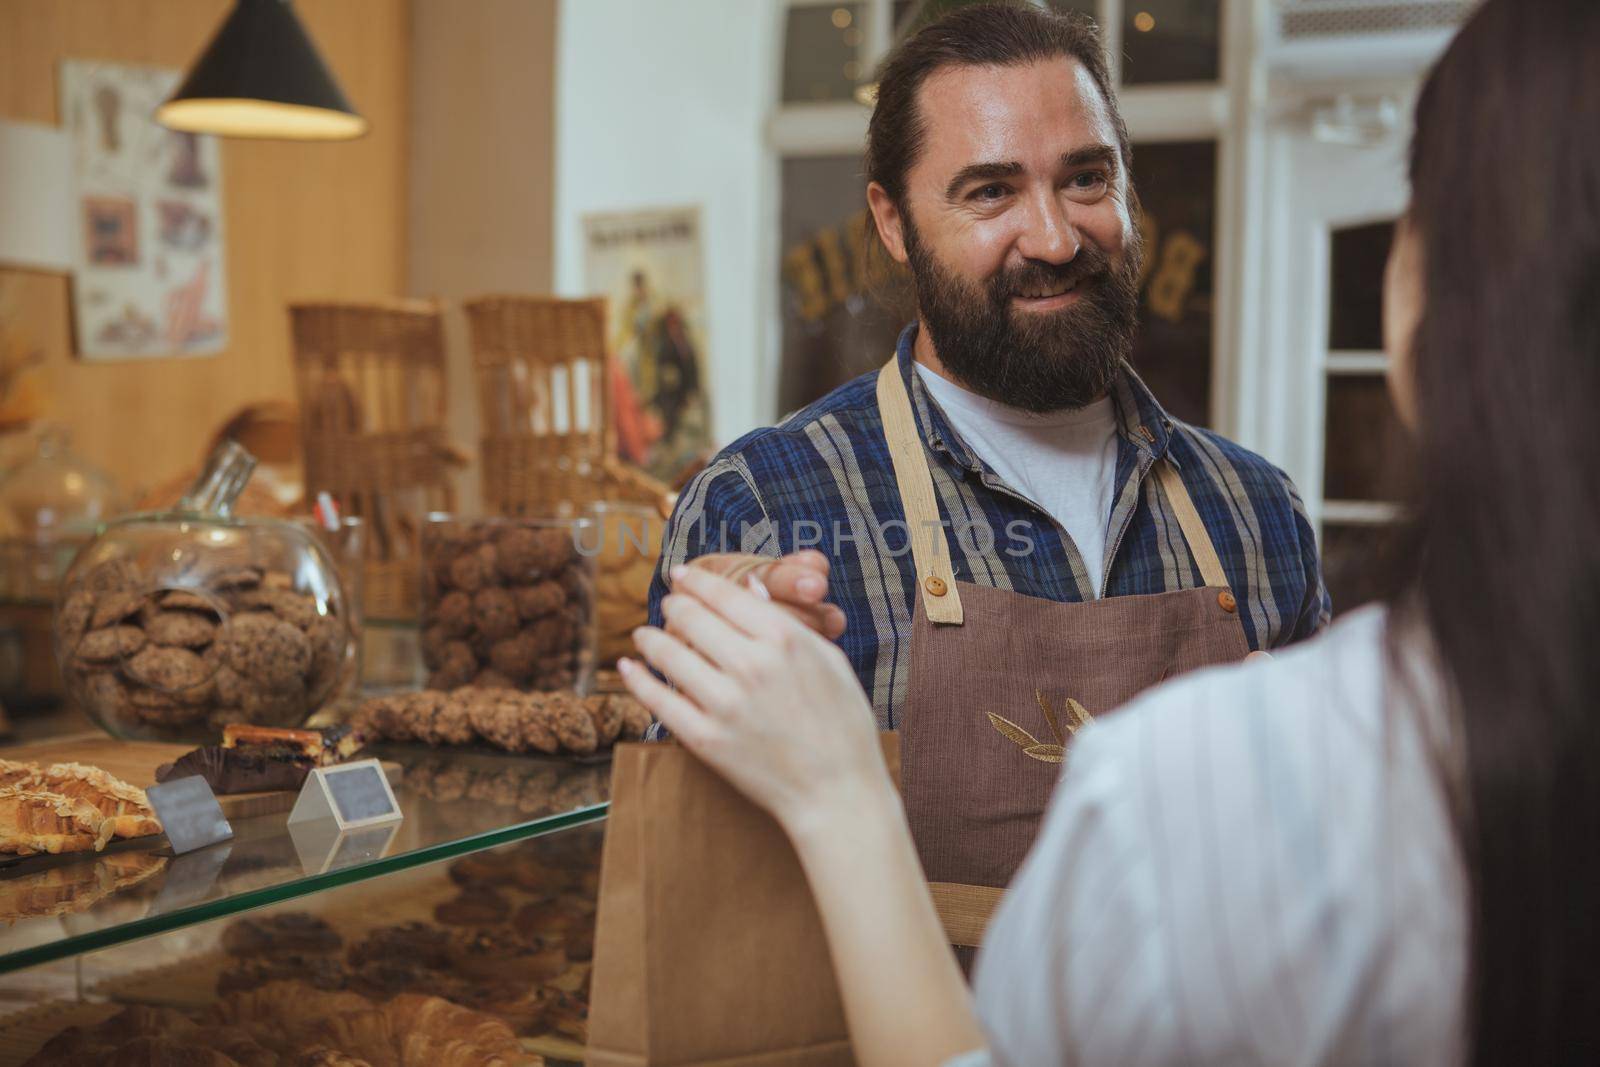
866, 182, 910, 266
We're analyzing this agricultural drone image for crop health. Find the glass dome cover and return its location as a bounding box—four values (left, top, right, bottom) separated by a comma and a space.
54, 441, 354, 741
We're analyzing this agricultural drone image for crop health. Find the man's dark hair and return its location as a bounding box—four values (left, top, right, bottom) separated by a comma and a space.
864, 2, 1129, 210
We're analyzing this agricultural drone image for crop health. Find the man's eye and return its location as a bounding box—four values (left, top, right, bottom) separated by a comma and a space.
1070, 171, 1108, 190
972, 183, 1009, 201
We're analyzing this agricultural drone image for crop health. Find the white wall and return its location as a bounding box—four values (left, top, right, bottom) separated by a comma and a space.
554, 0, 780, 450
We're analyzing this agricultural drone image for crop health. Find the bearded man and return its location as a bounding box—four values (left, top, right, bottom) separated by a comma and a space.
647, 3, 1328, 939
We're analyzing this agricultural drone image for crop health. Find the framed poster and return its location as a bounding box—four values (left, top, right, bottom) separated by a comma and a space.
59, 59, 228, 360
583, 206, 711, 483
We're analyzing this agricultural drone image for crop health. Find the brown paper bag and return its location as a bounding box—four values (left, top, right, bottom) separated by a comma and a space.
588, 736, 900, 1066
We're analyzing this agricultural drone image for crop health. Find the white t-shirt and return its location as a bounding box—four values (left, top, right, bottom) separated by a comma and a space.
952, 606, 1468, 1066
914, 364, 1120, 597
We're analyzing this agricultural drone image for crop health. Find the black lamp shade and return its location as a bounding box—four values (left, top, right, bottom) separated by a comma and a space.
157, 0, 368, 141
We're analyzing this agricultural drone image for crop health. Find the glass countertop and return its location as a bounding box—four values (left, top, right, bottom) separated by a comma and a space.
0, 744, 610, 975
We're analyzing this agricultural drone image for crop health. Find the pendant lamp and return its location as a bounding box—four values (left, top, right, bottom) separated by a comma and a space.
157, 0, 368, 141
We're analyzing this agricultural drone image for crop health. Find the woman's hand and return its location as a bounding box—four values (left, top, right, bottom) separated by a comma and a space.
686, 550, 847, 640
620, 564, 893, 839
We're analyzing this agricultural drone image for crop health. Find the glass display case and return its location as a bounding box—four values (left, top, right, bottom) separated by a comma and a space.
0, 745, 610, 1066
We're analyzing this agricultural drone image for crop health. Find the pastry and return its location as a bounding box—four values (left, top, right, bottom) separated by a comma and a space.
223, 723, 365, 765
76, 624, 146, 663
543, 693, 598, 755
222, 911, 343, 956
616, 693, 652, 739
347, 922, 454, 970
218, 952, 350, 995
448, 850, 521, 889
448, 929, 567, 985
0, 787, 113, 854
157, 745, 309, 794
145, 609, 219, 648
473, 587, 519, 641
224, 612, 312, 689
35, 762, 161, 838
582, 694, 624, 746
434, 888, 511, 927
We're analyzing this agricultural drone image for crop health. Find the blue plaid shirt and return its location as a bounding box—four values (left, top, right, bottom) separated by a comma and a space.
649, 325, 1329, 728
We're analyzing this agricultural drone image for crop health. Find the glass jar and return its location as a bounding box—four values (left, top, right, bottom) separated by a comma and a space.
53, 441, 355, 741
420, 515, 597, 695
0, 426, 122, 601
587, 501, 663, 667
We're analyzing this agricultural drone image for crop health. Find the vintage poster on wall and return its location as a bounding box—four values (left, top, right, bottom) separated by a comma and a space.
583, 206, 711, 483
59, 59, 228, 360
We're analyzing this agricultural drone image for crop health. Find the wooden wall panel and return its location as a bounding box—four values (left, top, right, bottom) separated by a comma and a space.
0, 0, 410, 498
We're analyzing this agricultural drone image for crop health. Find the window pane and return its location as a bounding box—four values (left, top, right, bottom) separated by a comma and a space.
1322, 522, 1400, 616
896, 0, 1098, 39
1129, 140, 1216, 427
1324, 374, 1405, 501
1123, 0, 1222, 85
782, 4, 865, 104
778, 156, 910, 414
1329, 220, 1394, 351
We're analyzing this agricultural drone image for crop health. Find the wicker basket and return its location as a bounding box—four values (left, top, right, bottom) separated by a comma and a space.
290, 299, 458, 620
465, 295, 671, 516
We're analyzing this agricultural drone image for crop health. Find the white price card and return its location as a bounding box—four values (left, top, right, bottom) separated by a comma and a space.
287, 758, 402, 831
146, 774, 234, 855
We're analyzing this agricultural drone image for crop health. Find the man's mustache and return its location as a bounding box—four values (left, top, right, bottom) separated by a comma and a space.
986, 245, 1114, 305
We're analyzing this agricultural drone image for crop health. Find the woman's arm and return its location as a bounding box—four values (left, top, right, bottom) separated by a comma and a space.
620, 565, 986, 1067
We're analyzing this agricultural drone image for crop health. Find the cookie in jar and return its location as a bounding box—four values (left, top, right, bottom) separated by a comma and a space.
420, 516, 596, 694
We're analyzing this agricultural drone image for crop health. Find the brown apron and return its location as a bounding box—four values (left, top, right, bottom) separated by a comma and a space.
876, 361, 1250, 950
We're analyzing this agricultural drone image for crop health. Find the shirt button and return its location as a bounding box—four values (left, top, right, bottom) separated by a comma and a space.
924, 576, 948, 597
1218, 591, 1237, 613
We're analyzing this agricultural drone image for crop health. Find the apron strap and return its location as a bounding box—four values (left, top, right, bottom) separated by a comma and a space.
1153, 459, 1231, 589
876, 361, 964, 624
876, 359, 1236, 624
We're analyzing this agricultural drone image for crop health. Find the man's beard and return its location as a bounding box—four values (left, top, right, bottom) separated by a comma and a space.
904, 216, 1143, 413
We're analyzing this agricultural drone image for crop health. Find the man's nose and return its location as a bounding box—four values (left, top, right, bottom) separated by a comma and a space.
1014, 191, 1080, 265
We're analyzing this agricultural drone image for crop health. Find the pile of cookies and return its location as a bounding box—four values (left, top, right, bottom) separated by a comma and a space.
422, 519, 596, 692
353, 687, 650, 757
23, 983, 540, 1066
55, 558, 350, 739
402, 753, 607, 818
215, 835, 597, 1044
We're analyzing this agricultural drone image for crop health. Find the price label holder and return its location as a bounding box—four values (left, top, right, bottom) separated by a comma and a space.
146, 775, 234, 855
288, 758, 402, 831
287, 759, 403, 875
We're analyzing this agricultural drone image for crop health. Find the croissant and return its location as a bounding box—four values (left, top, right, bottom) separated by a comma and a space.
383, 994, 523, 1059
40, 762, 162, 838
0, 787, 112, 855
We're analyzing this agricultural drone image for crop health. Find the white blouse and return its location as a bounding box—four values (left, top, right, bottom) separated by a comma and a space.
960, 606, 1467, 1067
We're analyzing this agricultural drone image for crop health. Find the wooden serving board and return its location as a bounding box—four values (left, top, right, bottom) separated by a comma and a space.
1, 735, 402, 821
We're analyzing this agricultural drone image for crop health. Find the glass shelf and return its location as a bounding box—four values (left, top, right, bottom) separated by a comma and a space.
0, 744, 610, 975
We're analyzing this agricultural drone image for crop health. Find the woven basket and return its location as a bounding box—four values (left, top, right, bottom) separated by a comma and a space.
466, 296, 671, 516
290, 299, 457, 620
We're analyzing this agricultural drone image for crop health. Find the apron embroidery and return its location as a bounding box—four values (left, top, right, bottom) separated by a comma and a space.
986, 690, 1094, 764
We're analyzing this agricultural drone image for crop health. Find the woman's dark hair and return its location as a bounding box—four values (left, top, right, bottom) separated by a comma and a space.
1394, 0, 1600, 1060
864, 2, 1129, 212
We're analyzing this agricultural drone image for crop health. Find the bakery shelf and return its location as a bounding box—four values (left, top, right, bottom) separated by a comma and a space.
0, 744, 609, 976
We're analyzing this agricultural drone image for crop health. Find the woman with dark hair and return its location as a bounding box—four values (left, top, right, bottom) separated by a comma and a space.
619, 0, 1600, 1063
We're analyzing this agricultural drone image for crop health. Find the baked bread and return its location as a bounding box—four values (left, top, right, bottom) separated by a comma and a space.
0, 787, 113, 855
38, 762, 161, 838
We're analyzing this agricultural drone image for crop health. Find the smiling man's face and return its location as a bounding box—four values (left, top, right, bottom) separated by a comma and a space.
868, 57, 1143, 412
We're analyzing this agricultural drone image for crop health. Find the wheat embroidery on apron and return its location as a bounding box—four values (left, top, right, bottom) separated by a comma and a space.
986, 690, 1095, 764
